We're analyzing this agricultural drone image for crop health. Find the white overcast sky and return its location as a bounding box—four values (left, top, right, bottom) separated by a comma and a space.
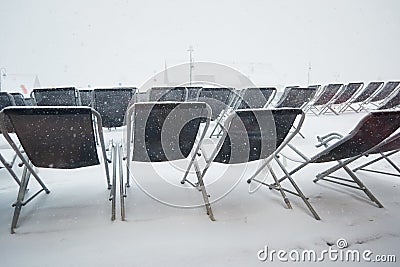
0, 0, 399, 90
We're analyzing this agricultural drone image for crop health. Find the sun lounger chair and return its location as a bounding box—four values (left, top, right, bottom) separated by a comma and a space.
92, 88, 136, 128
320, 82, 364, 114
124, 102, 214, 221
341, 82, 383, 112
0, 107, 113, 233
248, 110, 400, 219
181, 108, 308, 218
306, 84, 343, 115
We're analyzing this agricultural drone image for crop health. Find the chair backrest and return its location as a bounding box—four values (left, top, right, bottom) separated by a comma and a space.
148, 87, 187, 102
0, 107, 100, 168
332, 82, 363, 104
370, 81, 400, 102
313, 110, 400, 163
92, 88, 136, 128
0, 92, 16, 110
352, 81, 383, 103
128, 102, 210, 162
197, 88, 234, 120
79, 89, 93, 106
378, 89, 400, 110
32, 87, 79, 106
275, 87, 316, 108
213, 108, 303, 164
237, 87, 276, 109
313, 84, 343, 106
10, 93, 27, 106
186, 87, 203, 101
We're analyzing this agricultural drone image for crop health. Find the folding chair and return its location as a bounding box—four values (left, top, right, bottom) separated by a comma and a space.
32, 87, 80, 106
320, 82, 364, 115
361, 81, 400, 110
79, 89, 93, 106
181, 108, 308, 218
273, 87, 317, 109
92, 88, 136, 128
148, 87, 187, 102
353, 132, 400, 177
10, 93, 27, 106
124, 102, 214, 220
306, 84, 343, 115
237, 87, 277, 109
0, 106, 113, 233
377, 87, 400, 110
340, 81, 383, 113
248, 110, 400, 219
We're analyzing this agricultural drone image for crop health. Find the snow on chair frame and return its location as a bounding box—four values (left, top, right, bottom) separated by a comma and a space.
0, 107, 113, 234
181, 108, 306, 218
124, 102, 214, 221
248, 110, 400, 220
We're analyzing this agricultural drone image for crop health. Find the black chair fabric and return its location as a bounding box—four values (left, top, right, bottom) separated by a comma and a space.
3, 107, 100, 168
33, 87, 79, 106
92, 88, 136, 128
214, 108, 302, 164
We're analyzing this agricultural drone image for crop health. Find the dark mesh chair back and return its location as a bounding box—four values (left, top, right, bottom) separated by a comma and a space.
214, 108, 302, 164
313, 110, 400, 163
131, 102, 209, 162
238, 87, 276, 109
186, 87, 203, 101
378, 89, 400, 110
313, 84, 343, 106
353, 82, 383, 103
33, 87, 79, 106
148, 87, 187, 102
275, 87, 316, 108
0, 92, 16, 110
79, 89, 93, 106
198, 88, 233, 120
0, 92, 16, 132
370, 81, 400, 102
2, 107, 100, 168
332, 82, 363, 104
92, 88, 136, 128
10, 93, 26, 106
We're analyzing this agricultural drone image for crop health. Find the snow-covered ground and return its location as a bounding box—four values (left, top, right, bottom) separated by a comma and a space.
0, 111, 399, 266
